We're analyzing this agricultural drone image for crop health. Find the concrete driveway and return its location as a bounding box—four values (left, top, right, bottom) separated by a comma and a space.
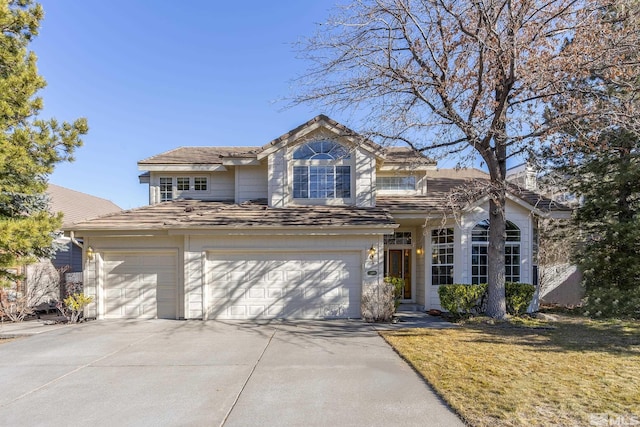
0, 320, 463, 427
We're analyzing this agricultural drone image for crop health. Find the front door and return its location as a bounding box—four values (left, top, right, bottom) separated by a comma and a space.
386, 249, 412, 300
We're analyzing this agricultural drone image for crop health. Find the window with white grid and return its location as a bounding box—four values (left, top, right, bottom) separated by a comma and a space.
431, 228, 454, 285
159, 177, 173, 202
471, 219, 521, 284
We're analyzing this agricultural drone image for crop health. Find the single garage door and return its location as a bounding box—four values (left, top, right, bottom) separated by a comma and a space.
103, 252, 178, 319
206, 252, 361, 320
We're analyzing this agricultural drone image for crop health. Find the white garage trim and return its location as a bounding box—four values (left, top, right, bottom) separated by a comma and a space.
204, 249, 363, 320
98, 250, 180, 319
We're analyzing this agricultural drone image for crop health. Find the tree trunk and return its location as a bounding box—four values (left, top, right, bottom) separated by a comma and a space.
485, 192, 507, 319
484, 128, 508, 319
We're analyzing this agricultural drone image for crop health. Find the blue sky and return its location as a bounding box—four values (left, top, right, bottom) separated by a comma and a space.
35, 0, 347, 209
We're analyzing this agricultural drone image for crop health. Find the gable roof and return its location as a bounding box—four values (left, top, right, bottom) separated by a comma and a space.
47, 184, 122, 228
66, 199, 397, 232
137, 115, 435, 168
258, 114, 384, 159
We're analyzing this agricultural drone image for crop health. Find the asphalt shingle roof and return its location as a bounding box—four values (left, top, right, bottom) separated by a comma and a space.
377, 168, 570, 213
137, 115, 436, 167
383, 147, 436, 165
47, 184, 122, 228
67, 199, 397, 231
138, 146, 260, 165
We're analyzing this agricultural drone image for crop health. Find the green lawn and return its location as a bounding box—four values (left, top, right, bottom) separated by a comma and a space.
382, 316, 640, 426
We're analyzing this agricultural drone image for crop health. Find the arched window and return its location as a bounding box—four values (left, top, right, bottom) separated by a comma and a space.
292, 140, 352, 199
293, 140, 351, 160
471, 219, 521, 284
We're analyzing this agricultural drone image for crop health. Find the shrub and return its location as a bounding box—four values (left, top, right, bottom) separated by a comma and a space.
384, 276, 404, 310
505, 282, 536, 315
361, 277, 404, 322
58, 293, 94, 323
438, 284, 487, 316
438, 282, 536, 317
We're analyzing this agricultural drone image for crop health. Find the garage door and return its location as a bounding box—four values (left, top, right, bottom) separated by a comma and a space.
206, 252, 361, 320
103, 252, 177, 319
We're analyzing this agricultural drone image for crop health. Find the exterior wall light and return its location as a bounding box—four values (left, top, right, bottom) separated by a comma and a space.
86, 246, 95, 260
368, 245, 376, 260
416, 247, 424, 256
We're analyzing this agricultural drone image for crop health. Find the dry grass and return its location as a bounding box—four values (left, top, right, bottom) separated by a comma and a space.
382, 316, 640, 426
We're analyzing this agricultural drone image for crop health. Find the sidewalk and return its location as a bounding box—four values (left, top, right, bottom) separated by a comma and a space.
372, 311, 460, 331
0, 316, 69, 337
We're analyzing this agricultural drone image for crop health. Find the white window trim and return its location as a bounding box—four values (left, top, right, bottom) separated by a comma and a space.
431, 228, 455, 286
288, 143, 355, 205
470, 220, 522, 284
157, 176, 210, 202
376, 175, 418, 193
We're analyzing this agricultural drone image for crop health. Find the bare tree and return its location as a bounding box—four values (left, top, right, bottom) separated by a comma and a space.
0, 262, 64, 322
294, 0, 639, 318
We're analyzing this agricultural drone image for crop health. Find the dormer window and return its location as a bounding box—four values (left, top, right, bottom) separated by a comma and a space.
292, 141, 352, 199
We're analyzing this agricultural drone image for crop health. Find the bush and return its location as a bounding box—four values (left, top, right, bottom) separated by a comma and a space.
438, 284, 487, 316
438, 282, 536, 317
505, 282, 536, 315
361, 277, 404, 322
58, 293, 94, 323
384, 276, 404, 310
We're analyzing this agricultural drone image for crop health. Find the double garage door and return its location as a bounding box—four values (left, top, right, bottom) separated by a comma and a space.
102, 251, 362, 320
207, 251, 361, 320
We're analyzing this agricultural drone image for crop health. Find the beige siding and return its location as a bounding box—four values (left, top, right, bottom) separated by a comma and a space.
355, 149, 376, 207
268, 150, 287, 207
183, 237, 203, 319
236, 164, 268, 202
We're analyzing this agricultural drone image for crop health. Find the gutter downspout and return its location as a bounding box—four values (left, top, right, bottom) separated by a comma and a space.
70, 231, 83, 248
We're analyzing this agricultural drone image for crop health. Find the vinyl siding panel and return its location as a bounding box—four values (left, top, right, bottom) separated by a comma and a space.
236, 164, 268, 202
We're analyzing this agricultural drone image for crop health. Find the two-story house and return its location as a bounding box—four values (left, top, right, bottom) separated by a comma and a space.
67, 115, 569, 320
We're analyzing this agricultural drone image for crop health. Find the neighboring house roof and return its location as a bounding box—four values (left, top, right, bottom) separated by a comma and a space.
377, 168, 570, 214
67, 199, 397, 231
47, 184, 122, 228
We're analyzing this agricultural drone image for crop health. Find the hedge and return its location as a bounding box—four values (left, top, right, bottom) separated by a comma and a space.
437, 282, 536, 316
